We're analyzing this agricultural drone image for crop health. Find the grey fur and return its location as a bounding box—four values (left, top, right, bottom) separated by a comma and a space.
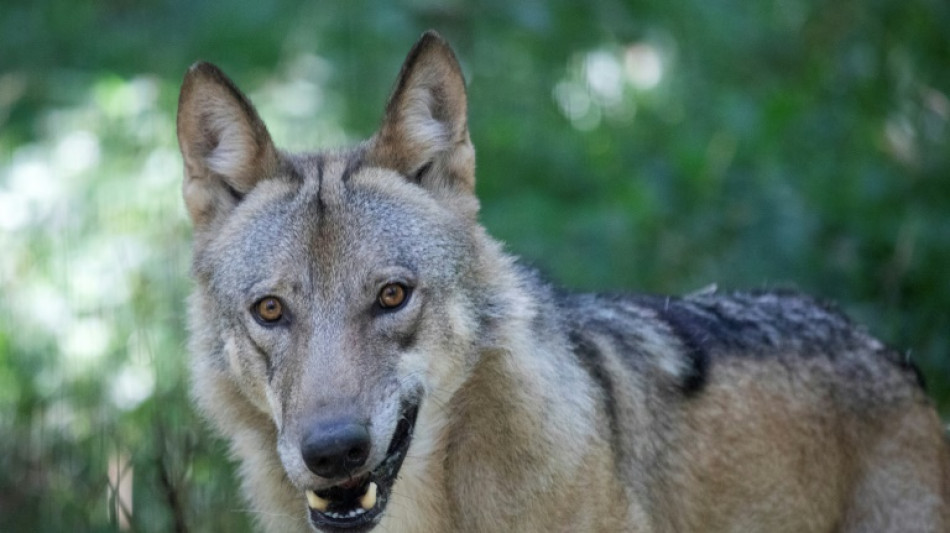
178, 31, 949, 532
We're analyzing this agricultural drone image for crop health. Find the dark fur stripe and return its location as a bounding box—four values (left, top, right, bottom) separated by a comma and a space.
567, 330, 624, 462
224, 181, 244, 202
409, 161, 432, 184
340, 149, 365, 183
315, 154, 326, 211
653, 304, 710, 395
237, 320, 275, 381
628, 296, 710, 396
281, 158, 305, 183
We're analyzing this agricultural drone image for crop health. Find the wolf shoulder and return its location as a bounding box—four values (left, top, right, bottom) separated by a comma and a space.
557, 286, 927, 403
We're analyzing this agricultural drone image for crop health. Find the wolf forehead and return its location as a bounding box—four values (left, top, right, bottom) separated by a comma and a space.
194, 149, 473, 291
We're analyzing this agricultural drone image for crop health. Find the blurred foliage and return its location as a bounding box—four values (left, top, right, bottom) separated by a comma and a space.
1, 0, 948, 531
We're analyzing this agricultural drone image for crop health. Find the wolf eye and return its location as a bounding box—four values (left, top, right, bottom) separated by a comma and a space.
378, 283, 409, 310
254, 297, 284, 324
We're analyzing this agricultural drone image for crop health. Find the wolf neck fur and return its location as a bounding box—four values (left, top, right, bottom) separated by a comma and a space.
382, 245, 631, 530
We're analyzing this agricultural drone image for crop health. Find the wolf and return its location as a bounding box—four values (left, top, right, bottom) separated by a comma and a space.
177, 31, 949, 532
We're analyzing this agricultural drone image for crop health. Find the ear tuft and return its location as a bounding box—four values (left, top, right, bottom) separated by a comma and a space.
369, 31, 475, 198
177, 62, 278, 230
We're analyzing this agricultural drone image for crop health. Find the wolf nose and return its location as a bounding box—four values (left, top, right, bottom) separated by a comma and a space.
301, 419, 371, 478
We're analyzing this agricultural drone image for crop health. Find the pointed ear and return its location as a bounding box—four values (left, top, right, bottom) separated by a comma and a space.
368, 31, 476, 199
177, 62, 279, 231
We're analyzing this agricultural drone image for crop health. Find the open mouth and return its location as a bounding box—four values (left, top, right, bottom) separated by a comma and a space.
305, 400, 420, 532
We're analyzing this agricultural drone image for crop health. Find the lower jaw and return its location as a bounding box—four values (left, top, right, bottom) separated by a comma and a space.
309, 509, 379, 532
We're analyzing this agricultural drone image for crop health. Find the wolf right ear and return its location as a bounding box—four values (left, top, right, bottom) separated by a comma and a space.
177, 62, 279, 231
368, 31, 476, 211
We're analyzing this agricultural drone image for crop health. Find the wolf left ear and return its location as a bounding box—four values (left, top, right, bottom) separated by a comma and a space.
369, 31, 476, 206
177, 62, 279, 232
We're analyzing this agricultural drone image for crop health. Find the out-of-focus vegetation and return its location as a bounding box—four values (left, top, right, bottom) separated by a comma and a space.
1, 0, 947, 530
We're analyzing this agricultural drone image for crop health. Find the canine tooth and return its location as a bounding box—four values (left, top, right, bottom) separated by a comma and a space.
306, 490, 329, 512
359, 481, 378, 510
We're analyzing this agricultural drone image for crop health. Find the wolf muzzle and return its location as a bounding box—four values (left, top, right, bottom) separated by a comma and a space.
303, 400, 420, 532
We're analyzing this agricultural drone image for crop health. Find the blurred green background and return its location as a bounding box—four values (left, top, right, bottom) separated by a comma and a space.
1, 0, 948, 530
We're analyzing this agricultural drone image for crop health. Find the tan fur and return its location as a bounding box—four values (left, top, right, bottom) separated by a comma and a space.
178, 31, 950, 533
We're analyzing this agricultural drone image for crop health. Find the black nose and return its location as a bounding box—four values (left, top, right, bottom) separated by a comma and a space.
301, 418, 371, 479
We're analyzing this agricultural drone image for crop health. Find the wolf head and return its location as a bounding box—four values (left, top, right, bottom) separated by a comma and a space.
178, 32, 506, 531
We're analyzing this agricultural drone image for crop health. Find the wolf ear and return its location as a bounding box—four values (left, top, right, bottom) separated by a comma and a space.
177, 62, 279, 231
369, 31, 476, 203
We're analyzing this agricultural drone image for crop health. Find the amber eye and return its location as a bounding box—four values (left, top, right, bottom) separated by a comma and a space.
254, 297, 284, 323
377, 283, 408, 310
